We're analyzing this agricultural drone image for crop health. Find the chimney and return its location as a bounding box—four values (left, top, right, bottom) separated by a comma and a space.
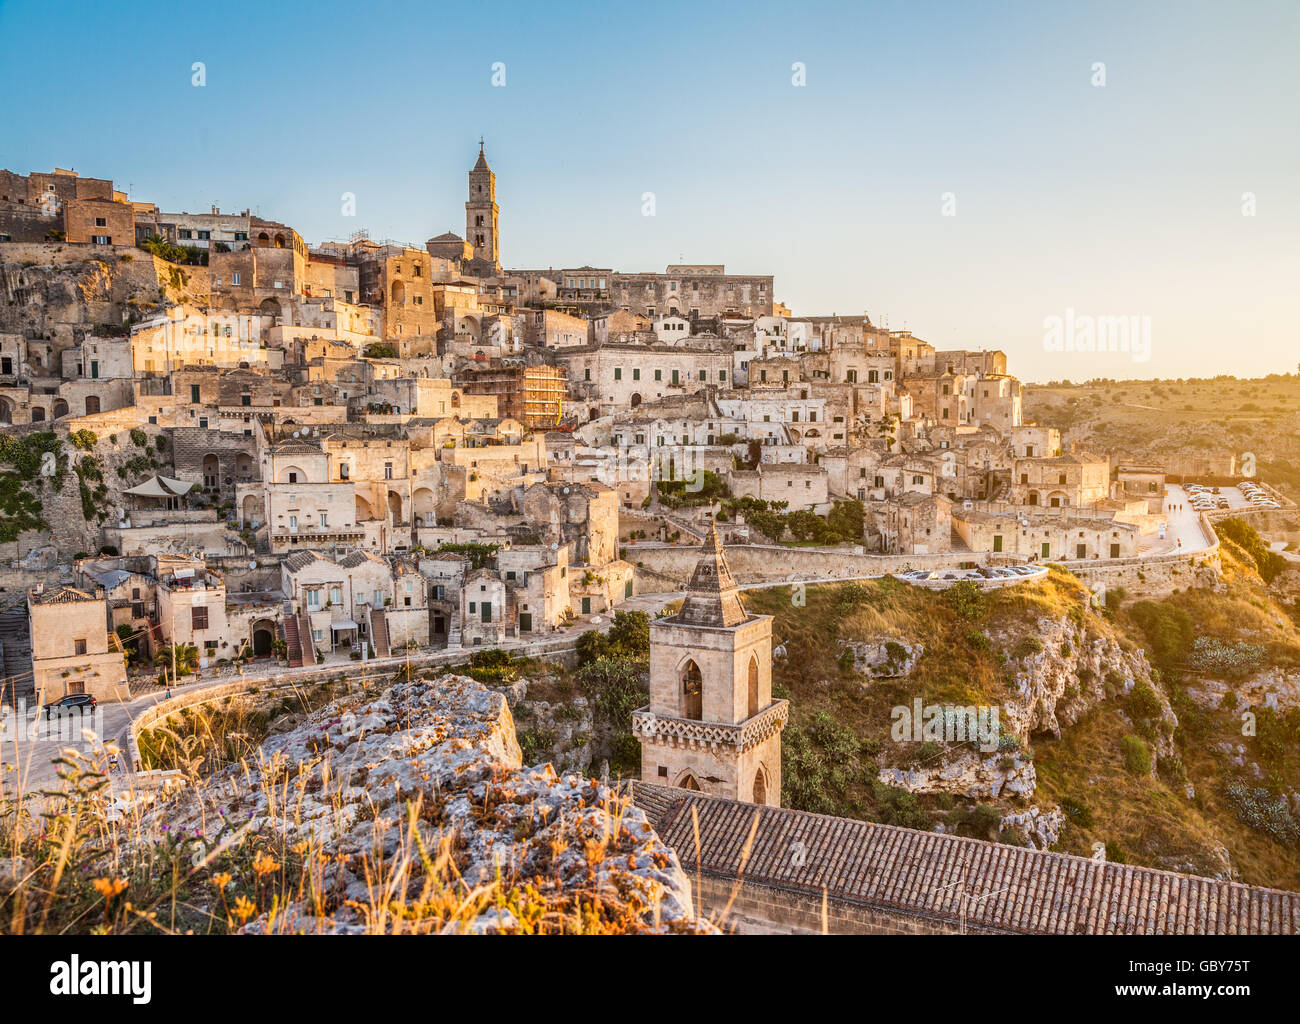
211, 205, 219, 215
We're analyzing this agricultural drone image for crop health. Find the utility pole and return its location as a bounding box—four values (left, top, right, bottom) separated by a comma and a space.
931, 865, 1010, 935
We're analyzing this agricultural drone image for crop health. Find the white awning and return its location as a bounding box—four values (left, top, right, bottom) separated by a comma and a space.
330, 619, 359, 631
122, 475, 195, 498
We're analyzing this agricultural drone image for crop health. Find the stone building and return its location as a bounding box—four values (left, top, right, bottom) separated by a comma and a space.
27, 584, 129, 705
610, 265, 775, 319
951, 509, 1139, 560
879, 492, 953, 554
727, 463, 830, 512
155, 566, 236, 667
1115, 464, 1166, 514
521, 309, 589, 349
632, 526, 787, 806
1010, 451, 1110, 509
557, 343, 733, 418
156, 207, 251, 251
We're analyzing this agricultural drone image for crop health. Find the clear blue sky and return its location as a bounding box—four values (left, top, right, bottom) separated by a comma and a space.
2, 0, 1297, 381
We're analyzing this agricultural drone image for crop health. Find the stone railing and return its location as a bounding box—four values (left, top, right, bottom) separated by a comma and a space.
632, 700, 789, 754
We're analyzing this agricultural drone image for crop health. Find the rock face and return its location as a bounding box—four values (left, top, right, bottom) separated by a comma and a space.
149, 674, 706, 934
490, 677, 595, 774
995, 615, 1176, 757
879, 751, 1036, 800
842, 637, 923, 678
999, 805, 1066, 850
1187, 669, 1300, 714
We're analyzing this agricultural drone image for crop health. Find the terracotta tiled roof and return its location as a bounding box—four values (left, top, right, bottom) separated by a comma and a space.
631, 785, 1300, 935
29, 584, 97, 605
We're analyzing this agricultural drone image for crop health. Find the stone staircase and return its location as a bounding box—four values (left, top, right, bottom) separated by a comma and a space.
298, 611, 315, 664
446, 612, 462, 649
282, 603, 304, 668
369, 608, 390, 658
0, 605, 33, 704
662, 510, 707, 540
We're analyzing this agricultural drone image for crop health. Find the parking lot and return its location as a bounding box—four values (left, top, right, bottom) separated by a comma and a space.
1180, 481, 1281, 514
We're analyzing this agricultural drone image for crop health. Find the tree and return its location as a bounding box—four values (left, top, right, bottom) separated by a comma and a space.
576, 610, 651, 665
156, 642, 200, 679
827, 499, 865, 543
115, 624, 143, 668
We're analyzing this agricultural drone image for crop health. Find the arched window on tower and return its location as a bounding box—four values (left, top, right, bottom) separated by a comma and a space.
752, 766, 767, 804
747, 655, 760, 718
682, 659, 702, 720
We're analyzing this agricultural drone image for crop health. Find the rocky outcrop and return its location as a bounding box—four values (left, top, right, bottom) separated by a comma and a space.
146, 674, 706, 934
489, 676, 595, 773
995, 615, 1176, 757
999, 805, 1065, 850
841, 637, 923, 678
1186, 669, 1300, 714
879, 751, 1036, 800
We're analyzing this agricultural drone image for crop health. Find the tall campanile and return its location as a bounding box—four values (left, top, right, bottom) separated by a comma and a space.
632, 523, 788, 806
465, 139, 499, 269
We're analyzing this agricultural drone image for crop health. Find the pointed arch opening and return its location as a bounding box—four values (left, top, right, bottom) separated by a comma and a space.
681, 659, 702, 720
747, 655, 760, 718
752, 765, 767, 804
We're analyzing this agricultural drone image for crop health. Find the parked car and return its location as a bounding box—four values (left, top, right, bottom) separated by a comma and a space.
43, 694, 97, 718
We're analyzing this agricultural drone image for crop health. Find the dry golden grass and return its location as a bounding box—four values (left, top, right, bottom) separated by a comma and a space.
0, 678, 719, 936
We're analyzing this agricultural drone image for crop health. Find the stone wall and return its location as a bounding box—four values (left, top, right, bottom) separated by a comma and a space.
696, 873, 971, 935
631, 536, 1221, 598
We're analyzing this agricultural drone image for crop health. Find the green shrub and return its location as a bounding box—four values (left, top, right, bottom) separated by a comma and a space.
873, 784, 931, 830
575, 610, 650, 665
1157, 753, 1187, 785
1012, 635, 1043, 659
1060, 795, 1093, 827
943, 580, 984, 621
1128, 600, 1194, 676
1125, 681, 1162, 721
946, 803, 1002, 838
1120, 734, 1152, 775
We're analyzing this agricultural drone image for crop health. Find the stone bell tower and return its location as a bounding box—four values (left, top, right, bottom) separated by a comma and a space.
632, 524, 788, 806
465, 139, 499, 269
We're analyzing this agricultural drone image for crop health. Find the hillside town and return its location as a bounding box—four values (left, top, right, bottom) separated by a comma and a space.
4, 148, 1258, 706
4, 146, 1300, 940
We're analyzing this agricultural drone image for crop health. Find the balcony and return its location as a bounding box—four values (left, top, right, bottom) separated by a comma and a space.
631, 700, 788, 754
271, 525, 365, 543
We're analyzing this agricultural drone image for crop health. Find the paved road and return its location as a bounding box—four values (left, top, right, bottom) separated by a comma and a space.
1136, 485, 1215, 557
